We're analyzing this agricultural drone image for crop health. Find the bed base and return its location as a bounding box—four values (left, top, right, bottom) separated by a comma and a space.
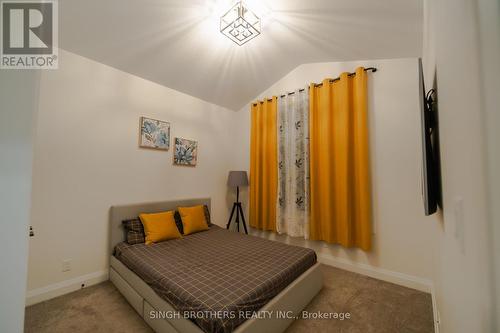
110, 256, 323, 333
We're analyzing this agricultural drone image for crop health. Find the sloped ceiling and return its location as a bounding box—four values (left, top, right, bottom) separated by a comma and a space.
60, 0, 423, 110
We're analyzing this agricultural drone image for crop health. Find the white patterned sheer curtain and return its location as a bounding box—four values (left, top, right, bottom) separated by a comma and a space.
277, 89, 309, 238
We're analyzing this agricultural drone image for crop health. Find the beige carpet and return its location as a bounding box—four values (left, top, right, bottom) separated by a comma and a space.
25, 265, 434, 333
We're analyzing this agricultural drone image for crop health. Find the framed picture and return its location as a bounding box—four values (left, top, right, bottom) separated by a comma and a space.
139, 117, 170, 150
173, 137, 198, 166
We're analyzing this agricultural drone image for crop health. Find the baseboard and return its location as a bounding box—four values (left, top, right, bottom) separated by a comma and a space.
25, 270, 109, 306
249, 230, 435, 293
316, 253, 433, 293
430, 285, 440, 333
24, 256, 440, 331
318, 252, 439, 330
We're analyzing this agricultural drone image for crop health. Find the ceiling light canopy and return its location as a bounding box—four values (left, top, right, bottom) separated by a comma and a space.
220, 1, 261, 46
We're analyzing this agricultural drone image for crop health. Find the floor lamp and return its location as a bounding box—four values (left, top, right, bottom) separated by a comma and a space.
226, 171, 248, 234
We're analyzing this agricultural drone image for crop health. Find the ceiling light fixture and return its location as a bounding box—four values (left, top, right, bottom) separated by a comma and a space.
220, 1, 261, 46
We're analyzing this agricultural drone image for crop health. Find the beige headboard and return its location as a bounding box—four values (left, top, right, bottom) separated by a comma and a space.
109, 198, 211, 255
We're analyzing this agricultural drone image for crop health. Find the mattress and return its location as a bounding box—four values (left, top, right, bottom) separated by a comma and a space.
114, 225, 317, 333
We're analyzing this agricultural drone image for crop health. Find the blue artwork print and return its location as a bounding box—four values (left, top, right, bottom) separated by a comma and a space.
174, 138, 198, 166
140, 117, 170, 150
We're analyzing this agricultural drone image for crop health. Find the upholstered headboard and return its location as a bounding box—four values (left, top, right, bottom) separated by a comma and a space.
109, 198, 211, 255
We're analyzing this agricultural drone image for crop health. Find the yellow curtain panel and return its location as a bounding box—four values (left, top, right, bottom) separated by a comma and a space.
249, 97, 278, 231
309, 67, 372, 251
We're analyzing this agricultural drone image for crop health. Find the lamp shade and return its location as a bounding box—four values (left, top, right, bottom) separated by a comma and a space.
227, 171, 248, 187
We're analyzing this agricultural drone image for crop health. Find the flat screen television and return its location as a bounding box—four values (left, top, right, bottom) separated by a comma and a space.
419, 58, 441, 216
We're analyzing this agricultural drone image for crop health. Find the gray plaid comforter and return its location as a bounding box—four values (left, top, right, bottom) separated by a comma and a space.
114, 225, 316, 333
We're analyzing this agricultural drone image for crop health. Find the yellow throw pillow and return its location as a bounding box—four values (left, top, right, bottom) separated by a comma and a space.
139, 211, 181, 245
178, 205, 209, 235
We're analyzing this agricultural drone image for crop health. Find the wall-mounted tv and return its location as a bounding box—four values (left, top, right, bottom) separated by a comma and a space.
419, 58, 442, 216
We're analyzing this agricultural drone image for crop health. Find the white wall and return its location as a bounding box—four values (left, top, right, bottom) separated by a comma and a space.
477, 0, 500, 329
0, 71, 39, 332
234, 58, 440, 292
423, 0, 496, 332
27, 50, 241, 303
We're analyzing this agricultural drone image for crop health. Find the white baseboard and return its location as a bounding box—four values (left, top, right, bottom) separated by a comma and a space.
250, 230, 435, 293
430, 286, 440, 333
24, 256, 440, 331
254, 231, 439, 329
25, 270, 109, 306
317, 253, 439, 332
316, 253, 433, 293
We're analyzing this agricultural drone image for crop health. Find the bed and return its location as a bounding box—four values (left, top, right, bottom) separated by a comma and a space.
109, 198, 323, 333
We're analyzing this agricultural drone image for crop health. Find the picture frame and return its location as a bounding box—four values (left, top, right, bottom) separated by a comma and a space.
173, 137, 198, 166
139, 117, 170, 150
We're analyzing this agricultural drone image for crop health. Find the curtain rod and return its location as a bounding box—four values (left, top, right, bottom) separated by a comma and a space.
310, 67, 377, 89
253, 67, 377, 105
